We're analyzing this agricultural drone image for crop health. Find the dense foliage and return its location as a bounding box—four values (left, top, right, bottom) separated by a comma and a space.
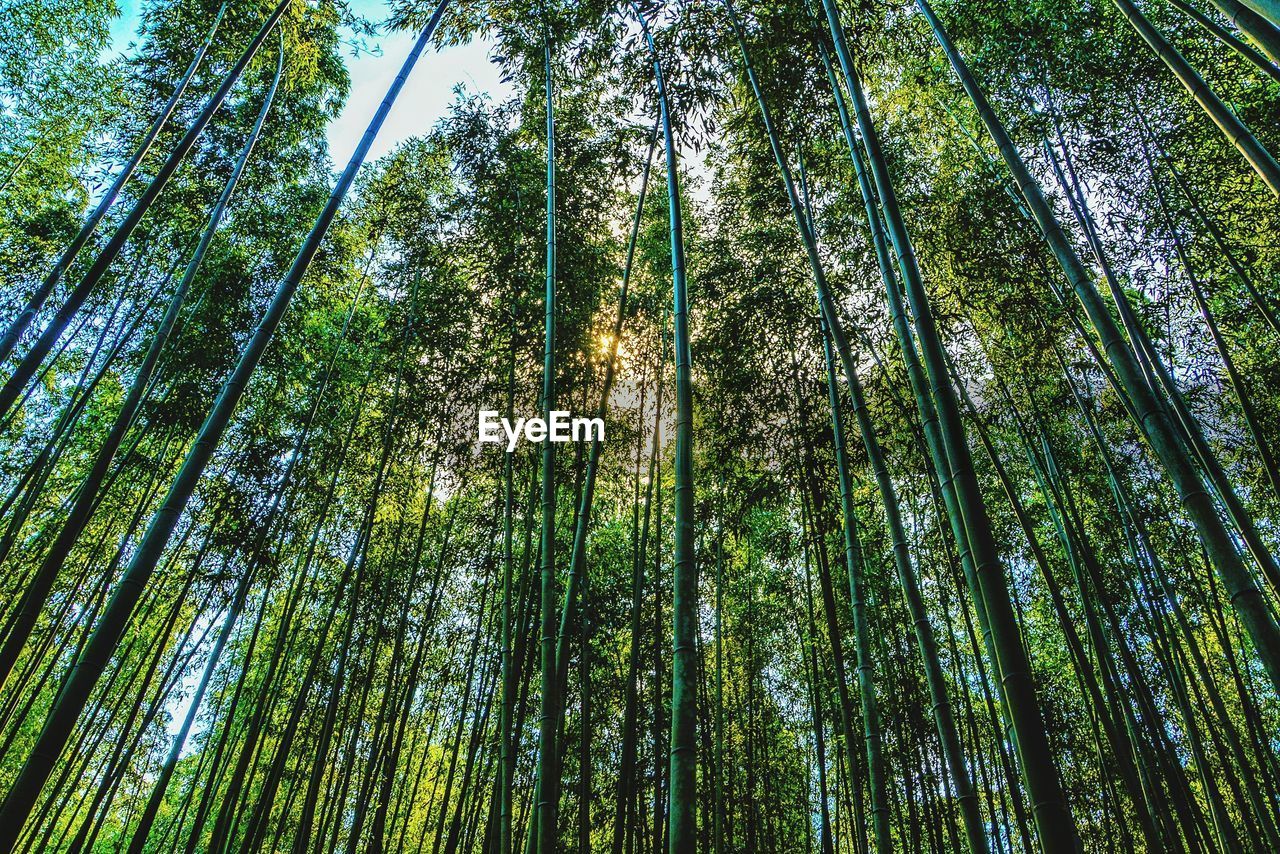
0, 0, 1278, 851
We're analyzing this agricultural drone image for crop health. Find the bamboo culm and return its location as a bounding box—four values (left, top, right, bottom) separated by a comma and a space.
914, 0, 1280, 700
0, 37, 284, 698
0, 0, 291, 424
625, 7, 699, 851
0, 2, 229, 366
0, 4, 452, 844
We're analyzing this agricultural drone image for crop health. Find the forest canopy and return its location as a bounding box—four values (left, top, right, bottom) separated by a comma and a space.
0, 0, 1279, 851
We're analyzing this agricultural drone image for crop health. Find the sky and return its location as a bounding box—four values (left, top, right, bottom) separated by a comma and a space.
106, 0, 512, 166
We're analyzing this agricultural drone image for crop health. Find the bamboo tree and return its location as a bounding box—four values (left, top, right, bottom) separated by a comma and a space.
611, 341, 661, 854
1143, 125, 1280, 336
0, 283, 152, 572
0, 5, 452, 843
1168, 0, 1280, 83
6, 2, 1280, 851
816, 323, 891, 854
1175, 216, 1280, 505
626, 7, 698, 852
1120, 136, 1280, 505
0, 2, 228, 366
953, 348, 1167, 849
1050, 339, 1221, 849
1236, 0, 1280, 26
545, 119, 659, 854
498, 288, 519, 854
914, 0, 1280, 698
0, 0, 293, 423
820, 1, 1082, 847
650, 409, 667, 854
550, 118, 657, 757
1039, 121, 1280, 597
1026, 376, 1251, 851
1206, 0, 1280, 60
794, 394, 873, 854
799, 536, 834, 854
712, 479, 726, 854
0, 38, 283, 696
721, 10, 897, 849
808, 33, 1035, 844
531, 36, 561, 854
1109, 0, 1280, 194
798, 141, 988, 852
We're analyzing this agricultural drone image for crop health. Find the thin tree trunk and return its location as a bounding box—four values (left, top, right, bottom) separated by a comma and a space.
0, 6, 452, 843
1107, 0, 1280, 192
821, 2, 1081, 848
1168, 0, 1280, 82
1207, 0, 1280, 60
532, 36, 561, 854
628, 8, 698, 853
914, 0, 1280, 699
1237, 0, 1280, 26
0, 40, 282, 696
0, 3, 228, 366
0, 0, 290, 422
611, 352, 660, 854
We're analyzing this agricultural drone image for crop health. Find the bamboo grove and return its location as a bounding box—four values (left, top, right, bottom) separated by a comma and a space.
1, 0, 1279, 849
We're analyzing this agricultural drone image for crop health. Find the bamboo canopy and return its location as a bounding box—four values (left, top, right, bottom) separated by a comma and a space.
0, 0, 1278, 851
